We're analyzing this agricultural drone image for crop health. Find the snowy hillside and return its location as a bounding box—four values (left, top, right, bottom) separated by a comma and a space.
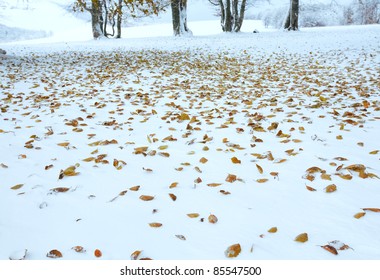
1, 0, 380, 262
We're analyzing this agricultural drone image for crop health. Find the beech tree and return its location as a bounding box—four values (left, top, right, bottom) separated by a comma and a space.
284, 0, 299, 30
74, 0, 166, 39
209, 0, 247, 32
171, 0, 191, 36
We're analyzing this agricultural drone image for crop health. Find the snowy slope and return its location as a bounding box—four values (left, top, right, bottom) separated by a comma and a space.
1, 0, 380, 261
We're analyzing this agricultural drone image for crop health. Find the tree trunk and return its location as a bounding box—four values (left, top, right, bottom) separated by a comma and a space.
284, 0, 299, 31
91, 0, 104, 39
116, 0, 122, 38
171, 0, 191, 36
218, 0, 246, 32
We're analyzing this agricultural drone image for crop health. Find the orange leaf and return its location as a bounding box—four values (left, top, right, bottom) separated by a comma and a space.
256, 178, 268, 183
139, 195, 154, 201
46, 249, 63, 258
94, 249, 102, 258
294, 233, 308, 243
306, 185, 317, 192
231, 157, 241, 164
256, 164, 263, 174
129, 185, 140, 191
325, 184, 337, 193
268, 227, 278, 233
130, 250, 142, 260
169, 193, 177, 201
72, 246, 85, 253
149, 223, 162, 228
225, 243, 241, 258
199, 157, 208, 164
353, 212, 366, 219
169, 182, 178, 188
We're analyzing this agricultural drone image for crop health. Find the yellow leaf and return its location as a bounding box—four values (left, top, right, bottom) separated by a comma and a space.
256, 164, 263, 174
149, 223, 162, 228
11, 184, 24, 190
187, 213, 199, 218
158, 145, 168, 150
179, 113, 190, 121
336, 173, 353, 180
225, 243, 241, 258
354, 212, 366, 219
139, 195, 154, 201
231, 157, 241, 164
158, 152, 170, 157
57, 142, 70, 147
268, 227, 278, 233
82, 157, 95, 162
294, 233, 308, 243
257, 179, 268, 183
321, 173, 332, 181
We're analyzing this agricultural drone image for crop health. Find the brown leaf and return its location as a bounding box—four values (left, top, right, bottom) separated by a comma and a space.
139, 195, 154, 201
129, 185, 140, 191
256, 164, 264, 174
362, 208, 380, 212
187, 213, 199, 218
72, 246, 85, 253
169, 193, 177, 201
306, 185, 317, 192
46, 249, 63, 258
94, 249, 102, 258
336, 173, 353, 180
225, 243, 241, 258
149, 223, 162, 228
306, 166, 323, 174
11, 184, 24, 190
353, 212, 366, 219
208, 214, 218, 224
199, 157, 208, 164
294, 233, 308, 243
231, 157, 241, 164
225, 174, 237, 183
256, 178, 268, 183
220, 190, 231, 195
207, 183, 222, 187
321, 173, 332, 181
51, 187, 70, 193
321, 245, 338, 255
130, 250, 142, 260
325, 184, 337, 193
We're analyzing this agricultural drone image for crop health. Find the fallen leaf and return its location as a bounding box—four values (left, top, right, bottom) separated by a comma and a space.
321, 245, 338, 255
208, 214, 218, 224
129, 185, 140, 191
175, 235, 186, 241
139, 195, 154, 201
256, 178, 269, 183
187, 213, 199, 218
354, 212, 366, 219
225, 174, 237, 183
325, 184, 337, 193
256, 164, 264, 174
93, 249, 102, 258
362, 208, 380, 212
11, 184, 24, 190
50, 187, 70, 193
46, 249, 63, 258
199, 157, 208, 164
207, 183, 222, 187
231, 157, 241, 164
268, 227, 278, 233
306, 185, 317, 192
294, 233, 308, 243
169, 193, 177, 201
225, 243, 241, 258
149, 223, 162, 228
72, 246, 85, 253
130, 250, 142, 260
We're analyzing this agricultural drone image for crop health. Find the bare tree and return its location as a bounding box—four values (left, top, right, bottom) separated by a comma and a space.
209, 0, 247, 32
284, 0, 299, 30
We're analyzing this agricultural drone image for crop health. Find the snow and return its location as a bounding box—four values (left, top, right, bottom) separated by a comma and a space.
1, 0, 380, 261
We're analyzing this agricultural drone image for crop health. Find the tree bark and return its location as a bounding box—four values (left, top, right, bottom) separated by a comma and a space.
116, 0, 122, 38
284, 0, 299, 31
91, 0, 104, 39
217, 0, 246, 32
171, 0, 191, 36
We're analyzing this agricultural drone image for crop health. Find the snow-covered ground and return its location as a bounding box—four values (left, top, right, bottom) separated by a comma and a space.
1, 1, 380, 261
